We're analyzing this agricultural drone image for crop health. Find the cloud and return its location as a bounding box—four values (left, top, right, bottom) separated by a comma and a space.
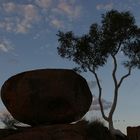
23, 4, 39, 21
35, 0, 52, 9
0, 18, 14, 32
0, 1, 82, 33
2, 2, 16, 13
0, 38, 14, 53
89, 95, 112, 111
16, 4, 40, 33
50, 18, 64, 29
96, 2, 113, 10
1, 2, 40, 34
87, 80, 111, 111
56, 0, 81, 19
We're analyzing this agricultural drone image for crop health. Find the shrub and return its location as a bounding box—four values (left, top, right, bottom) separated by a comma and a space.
87, 119, 115, 140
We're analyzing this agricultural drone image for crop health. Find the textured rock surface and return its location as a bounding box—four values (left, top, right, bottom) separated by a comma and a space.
127, 126, 140, 140
1, 121, 116, 140
1, 69, 92, 125
1, 123, 87, 140
0, 129, 19, 139
115, 134, 128, 140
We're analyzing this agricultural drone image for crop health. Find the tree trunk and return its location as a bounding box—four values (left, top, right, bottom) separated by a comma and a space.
90, 56, 132, 135
108, 117, 126, 137
108, 117, 114, 132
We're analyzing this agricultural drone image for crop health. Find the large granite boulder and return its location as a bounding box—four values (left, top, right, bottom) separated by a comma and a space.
1, 69, 92, 125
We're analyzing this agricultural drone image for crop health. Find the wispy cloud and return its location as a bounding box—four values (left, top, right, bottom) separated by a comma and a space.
0, 38, 14, 53
0, 1, 82, 33
57, 0, 81, 19
87, 81, 112, 111
1, 2, 40, 34
35, 0, 52, 9
16, 4, 40, 34
50, 18, 64, 29
2, 2, 16, 13
96, 2, 113, 10
0, 18, 14, 32
89, 96, 112, 111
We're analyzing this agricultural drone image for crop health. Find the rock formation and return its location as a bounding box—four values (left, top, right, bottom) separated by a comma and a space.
0, 69, 95, 140
1, 69, 92, 126
127, 126, 140, 140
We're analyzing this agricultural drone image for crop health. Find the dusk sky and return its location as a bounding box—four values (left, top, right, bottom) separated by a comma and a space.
0, 0, 140, 134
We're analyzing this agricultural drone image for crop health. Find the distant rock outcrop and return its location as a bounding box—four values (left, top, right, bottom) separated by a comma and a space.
127, 126, 140, 140
1, 69, 92, 125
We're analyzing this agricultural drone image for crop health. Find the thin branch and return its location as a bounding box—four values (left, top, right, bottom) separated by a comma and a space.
118, 66, 132, 88
114, 41, 122, 56
111, 55, 118, 87
88, 67, 108, 121
109, 55, 132, 119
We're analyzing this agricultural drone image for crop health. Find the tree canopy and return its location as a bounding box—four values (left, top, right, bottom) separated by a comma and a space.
57, 10, 140, 71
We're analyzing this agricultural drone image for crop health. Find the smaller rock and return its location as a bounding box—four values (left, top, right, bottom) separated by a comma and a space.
127, 126, 140, 140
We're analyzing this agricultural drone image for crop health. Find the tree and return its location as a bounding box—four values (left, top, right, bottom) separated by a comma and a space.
57, 10, 140, 133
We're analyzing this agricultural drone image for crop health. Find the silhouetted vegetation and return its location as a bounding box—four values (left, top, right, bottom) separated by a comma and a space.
57, 9, 140, 132
87, 119, 115, 140
0, 113, 19, 130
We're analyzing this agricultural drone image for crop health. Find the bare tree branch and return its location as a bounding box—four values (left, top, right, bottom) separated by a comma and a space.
114, 41, 122, 56
111, 55, 118, 86
118, 66, 132, 88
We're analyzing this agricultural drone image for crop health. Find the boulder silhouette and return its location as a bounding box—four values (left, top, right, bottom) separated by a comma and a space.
127, 126, 140, 140
1, 69, 92, 125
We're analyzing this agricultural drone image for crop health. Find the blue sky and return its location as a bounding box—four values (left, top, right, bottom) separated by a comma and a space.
0, 0, 140, 134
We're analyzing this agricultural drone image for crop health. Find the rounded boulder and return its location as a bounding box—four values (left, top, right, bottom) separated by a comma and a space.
1, 69, 92, 125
